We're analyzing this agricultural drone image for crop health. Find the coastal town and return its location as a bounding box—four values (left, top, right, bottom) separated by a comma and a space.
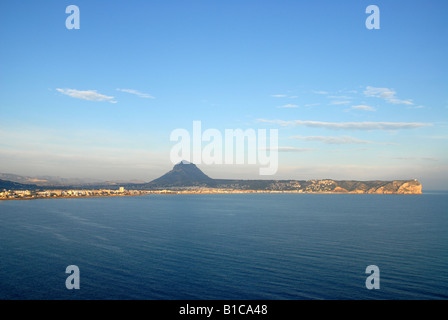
0, 187, 149, 200
0, 186, 314, 200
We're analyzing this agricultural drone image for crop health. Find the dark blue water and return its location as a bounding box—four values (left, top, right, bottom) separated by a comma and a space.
0, 193, 447, 300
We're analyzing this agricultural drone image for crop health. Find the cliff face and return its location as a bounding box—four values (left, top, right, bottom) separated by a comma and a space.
349, 180, 422, 194
396, 181, 422, 194
301, 179, 422, 194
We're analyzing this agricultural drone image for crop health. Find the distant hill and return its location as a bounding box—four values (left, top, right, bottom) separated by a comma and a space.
0, 173, 101, 186
146, 161, 213, 188
0, 179, 39, 191
0, 173, 144, 188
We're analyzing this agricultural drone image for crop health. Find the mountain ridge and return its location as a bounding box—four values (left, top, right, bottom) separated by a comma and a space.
142, 161, 422, 194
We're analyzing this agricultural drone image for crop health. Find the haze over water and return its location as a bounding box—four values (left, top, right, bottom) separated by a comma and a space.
0, 193, 447, 300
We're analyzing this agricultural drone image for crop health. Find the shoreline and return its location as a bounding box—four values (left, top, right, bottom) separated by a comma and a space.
0, 189, 423, 201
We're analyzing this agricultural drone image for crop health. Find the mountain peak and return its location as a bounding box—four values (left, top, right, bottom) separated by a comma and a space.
177, 160, 192, 165
149, 161, 212, 187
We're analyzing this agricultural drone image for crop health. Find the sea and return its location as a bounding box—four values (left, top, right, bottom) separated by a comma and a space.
0, 193, 447, 300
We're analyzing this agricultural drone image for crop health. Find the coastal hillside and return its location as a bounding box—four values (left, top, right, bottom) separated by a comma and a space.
205, 178, 422, 194
144, 162, 422, 194
0, 179, 39, 191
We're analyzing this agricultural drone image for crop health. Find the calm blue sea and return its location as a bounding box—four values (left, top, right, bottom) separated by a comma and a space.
0, 193, 447, 300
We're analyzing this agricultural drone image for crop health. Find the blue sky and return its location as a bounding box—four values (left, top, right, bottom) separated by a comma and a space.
0, 0, 447, 189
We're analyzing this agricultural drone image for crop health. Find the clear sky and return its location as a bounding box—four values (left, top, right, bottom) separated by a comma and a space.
0, 0, 447, 189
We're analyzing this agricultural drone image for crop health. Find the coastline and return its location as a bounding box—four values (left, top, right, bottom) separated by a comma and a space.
0, 189, 423, 201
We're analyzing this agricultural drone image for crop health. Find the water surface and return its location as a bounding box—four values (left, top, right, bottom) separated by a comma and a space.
0, 193, 447, 300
